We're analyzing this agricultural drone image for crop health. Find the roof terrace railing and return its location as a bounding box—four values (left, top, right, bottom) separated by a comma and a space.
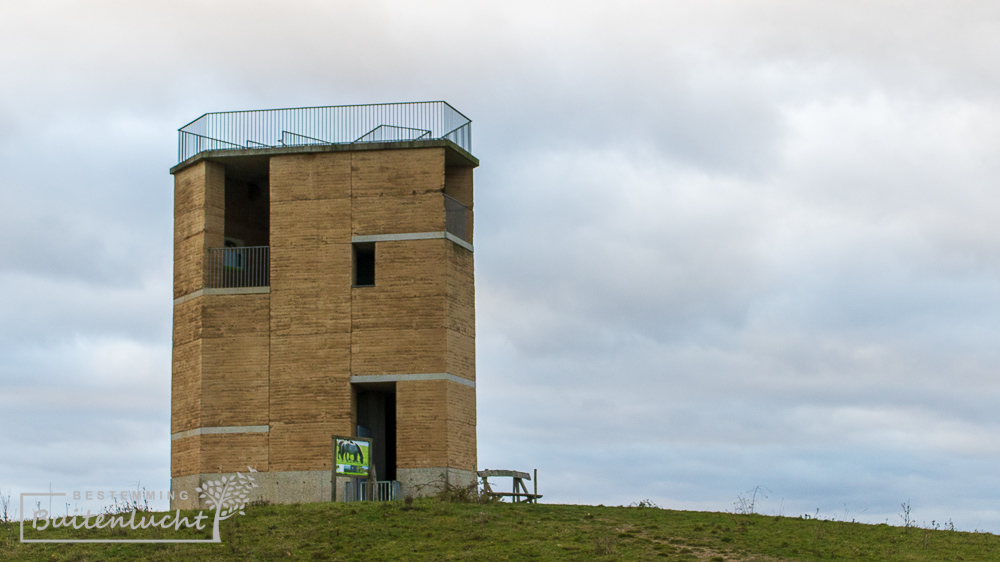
178, 101, 472, 164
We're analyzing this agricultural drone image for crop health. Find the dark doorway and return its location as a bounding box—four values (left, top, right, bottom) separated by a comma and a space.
355, 387, 396, 481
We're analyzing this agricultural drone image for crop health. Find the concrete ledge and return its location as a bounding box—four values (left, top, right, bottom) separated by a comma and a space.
170, 138, 479, 175
350, 373, 475, 388
351, 232, 473, 253
170, 425, 270, 441
174, 286, 270, 306
444, 232, 474, 252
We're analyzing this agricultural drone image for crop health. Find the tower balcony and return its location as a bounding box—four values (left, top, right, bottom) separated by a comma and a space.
206, 246, 270, 289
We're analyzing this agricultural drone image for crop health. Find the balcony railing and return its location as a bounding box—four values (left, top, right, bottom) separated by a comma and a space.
178, 101, 472, 164
444, 194, 468, 241
206, 246, 269, 289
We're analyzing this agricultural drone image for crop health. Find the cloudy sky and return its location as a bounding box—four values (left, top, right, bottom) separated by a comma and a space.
2, 0, 1000, 530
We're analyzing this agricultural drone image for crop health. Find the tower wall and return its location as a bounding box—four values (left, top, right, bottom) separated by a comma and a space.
268, 151, 353, 480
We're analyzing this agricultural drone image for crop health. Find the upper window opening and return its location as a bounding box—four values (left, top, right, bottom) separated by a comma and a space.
353, 243, 375, 287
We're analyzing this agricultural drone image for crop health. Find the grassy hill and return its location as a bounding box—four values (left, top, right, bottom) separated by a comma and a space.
2, 495, 999, 560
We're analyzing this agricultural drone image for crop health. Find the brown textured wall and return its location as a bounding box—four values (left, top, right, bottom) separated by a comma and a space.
172, 298, 202, 349
446, 331, 476, 383
395, 379, 449, 468
172, 162, 218, 479
269, 333, 351, 425
171, 339, 202, 436
351, 328, 448, 375
199, 433, 269, 474
171, 434, 200, 478
446, 383, 477, 469
171, 292, 270, 478
269, 152, 352, 333
351, 149, 446, 235
173, 160, 224, 299
374, 239, 446, 295
446, 242, 476, 383
271, 152, 352, 202
201, 294, 270, 338
268, 152, 353, 472
269, 421, 349, 472
200, 334, 270, 427
393, 380, 476, 471
350, 290, 447, 332
269, 243, 352, 337
351, 149, 444, 197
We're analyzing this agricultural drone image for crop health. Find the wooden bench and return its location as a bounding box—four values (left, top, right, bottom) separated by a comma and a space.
478, 469, 542, 503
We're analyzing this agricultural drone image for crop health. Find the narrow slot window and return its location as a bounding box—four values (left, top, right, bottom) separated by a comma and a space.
353, 243, 375, 287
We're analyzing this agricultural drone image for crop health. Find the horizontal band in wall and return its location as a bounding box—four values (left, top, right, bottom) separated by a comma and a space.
171, 425, 270, 441
352, 232, 473, 253
351, 373, 475, 388
174, 286, 271, 306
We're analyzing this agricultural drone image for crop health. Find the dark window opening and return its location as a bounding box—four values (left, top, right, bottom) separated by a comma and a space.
223, 163, 270, 248
353, 243, 375, 287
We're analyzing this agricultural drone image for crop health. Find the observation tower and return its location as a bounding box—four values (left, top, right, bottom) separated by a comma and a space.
169, 102, 477, 506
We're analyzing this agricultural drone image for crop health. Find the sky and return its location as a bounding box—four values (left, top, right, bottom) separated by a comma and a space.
2, 0, 1000, 531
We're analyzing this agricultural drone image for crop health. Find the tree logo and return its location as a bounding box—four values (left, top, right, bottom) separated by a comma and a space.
196, 466, 259, 542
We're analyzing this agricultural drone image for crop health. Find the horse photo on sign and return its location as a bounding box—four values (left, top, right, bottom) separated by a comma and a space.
332, 436, 372, 478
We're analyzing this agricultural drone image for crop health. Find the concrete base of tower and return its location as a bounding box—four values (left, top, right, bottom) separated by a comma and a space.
170, 467, 476, 509
170, 470, 332, 510
396, 467, 476, 499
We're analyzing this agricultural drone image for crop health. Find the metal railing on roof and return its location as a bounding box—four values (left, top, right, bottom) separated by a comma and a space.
177, 101, 472, 164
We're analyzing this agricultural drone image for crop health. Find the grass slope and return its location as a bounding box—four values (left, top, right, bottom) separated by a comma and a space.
2, 498, 999, 561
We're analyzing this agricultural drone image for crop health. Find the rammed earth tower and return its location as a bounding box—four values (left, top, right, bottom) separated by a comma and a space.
169, 103, 477, 507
